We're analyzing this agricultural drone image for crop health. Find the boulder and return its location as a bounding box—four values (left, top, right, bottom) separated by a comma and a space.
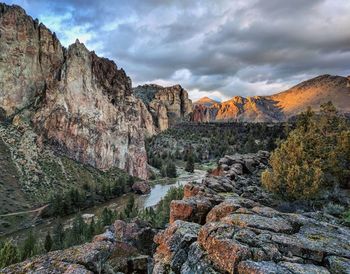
169, 197, 213, 224
132, 181, 151, 194
153, 220, 201, 273
326, 256, 350, 274
2, 231, 114, 273
238, 260, 291, 274
198, 222, 251, 272
113, 219, 156, 255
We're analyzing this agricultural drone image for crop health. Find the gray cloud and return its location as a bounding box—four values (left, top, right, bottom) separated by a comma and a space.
5, 0, 350, 100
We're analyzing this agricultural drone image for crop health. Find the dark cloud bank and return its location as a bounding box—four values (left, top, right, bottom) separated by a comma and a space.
6, 0, 350, 100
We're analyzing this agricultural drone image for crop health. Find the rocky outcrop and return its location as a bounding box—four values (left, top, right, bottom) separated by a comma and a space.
0, 3, 152, 179
132, 180, 151, 194
2, 219, 155, 273
114, 219, 156, 255
192, 104, 218, 123
153, 152, 350, 273
192, 74, 350, 123
134, 84, 193, 131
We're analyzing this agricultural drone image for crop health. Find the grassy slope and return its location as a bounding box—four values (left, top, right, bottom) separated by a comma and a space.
0, 122, 129, 234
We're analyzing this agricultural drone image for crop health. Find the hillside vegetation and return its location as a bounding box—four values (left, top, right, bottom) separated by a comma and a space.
262, 102, 350, 200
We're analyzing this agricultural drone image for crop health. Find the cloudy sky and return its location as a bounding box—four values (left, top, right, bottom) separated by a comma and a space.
6, 0, 350, 101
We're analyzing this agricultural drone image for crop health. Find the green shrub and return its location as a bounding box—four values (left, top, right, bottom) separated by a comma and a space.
0, 241, 20, 268
262, 102, 350, 200
343, 209, 350, 226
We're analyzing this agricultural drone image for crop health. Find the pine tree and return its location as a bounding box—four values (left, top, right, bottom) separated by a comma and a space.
185, 153, 195, 173
69, 215, 86, 245
160, 165, 167, 177
101, 208, 113, 226
44, 232, 53, 252
52, 219, 65, 250
21, 230, 37, 260
87, 218, 96, 240
0, 241, 19, 268
166, 162, 177, 178
124, 195, 137, 219
262, 102, 350, 200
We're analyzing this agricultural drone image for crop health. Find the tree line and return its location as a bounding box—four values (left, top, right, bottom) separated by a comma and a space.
49, 175, 135, 217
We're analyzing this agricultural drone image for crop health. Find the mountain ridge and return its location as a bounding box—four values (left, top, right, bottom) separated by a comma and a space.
192, 74, 350, 122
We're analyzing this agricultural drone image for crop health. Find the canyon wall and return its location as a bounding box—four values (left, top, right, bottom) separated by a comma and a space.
0, 3, 153, 179
134, 84, 193, 131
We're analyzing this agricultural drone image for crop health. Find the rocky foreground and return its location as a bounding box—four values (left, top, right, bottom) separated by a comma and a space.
153, 152, 350, 273
3, 152, 350, 273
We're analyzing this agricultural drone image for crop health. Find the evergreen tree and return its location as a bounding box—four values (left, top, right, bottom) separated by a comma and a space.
101, 208, 113, 226
69, 215, 87, 245
262, 102, 350, 200
243, 135, 257, 153
44, 232, 53, 252
124, 195, 137, 219
87, 218, 96, 240
266, 137, 276, 151
166, 162, 177, 178
21, 230, 37, 260
160, 165, 167, 177
0, 241, 19, 268
51, 193, 64, 216
185, 153, 195, 173
52, 219, 65, 250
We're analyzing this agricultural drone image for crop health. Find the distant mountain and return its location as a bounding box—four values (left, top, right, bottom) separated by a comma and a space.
194, 96, 219, 107
192, 74, 350, 122
269, 74, 350, 117
134, 84, 192, 131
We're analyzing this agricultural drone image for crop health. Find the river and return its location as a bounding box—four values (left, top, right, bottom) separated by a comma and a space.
2, 167, 207, 243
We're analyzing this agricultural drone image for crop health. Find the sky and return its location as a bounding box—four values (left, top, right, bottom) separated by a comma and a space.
5, 0, 350, 101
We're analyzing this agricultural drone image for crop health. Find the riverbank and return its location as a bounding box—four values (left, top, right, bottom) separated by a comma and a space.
0, 167, 206, 244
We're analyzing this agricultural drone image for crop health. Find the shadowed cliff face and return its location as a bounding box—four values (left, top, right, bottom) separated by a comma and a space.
134, 84, 193, 131
0, 3, 153, 179
193, 75, 350, 122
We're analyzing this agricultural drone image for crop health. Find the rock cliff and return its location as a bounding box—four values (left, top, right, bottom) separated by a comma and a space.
134, 84, 192, 131
193, 75, 350, 122
0, 3, 152, 179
